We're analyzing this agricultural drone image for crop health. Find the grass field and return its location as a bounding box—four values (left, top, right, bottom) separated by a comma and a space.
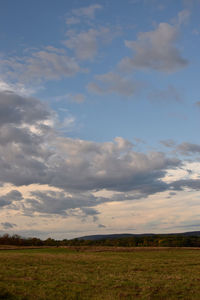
0, 247, 200, 299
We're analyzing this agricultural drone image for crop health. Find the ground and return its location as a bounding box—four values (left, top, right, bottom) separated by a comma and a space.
0, 247, 200, 299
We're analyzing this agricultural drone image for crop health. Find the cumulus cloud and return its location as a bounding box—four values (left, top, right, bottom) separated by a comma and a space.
52, 136, 180, 193
0, 91, 181, 199
3, 90, 200, 219
119, 22, 188, 72
0, 91, 51, 126
87, 72, 139, 96
0, 91, 54, 186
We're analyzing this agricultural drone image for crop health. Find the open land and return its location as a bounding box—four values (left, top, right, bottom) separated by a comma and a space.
0, 247, 200, 299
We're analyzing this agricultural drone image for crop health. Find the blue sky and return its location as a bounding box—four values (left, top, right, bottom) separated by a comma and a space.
0, 0, 200, 238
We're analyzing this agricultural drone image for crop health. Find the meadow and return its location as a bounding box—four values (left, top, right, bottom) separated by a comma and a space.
0, 247, 200, 299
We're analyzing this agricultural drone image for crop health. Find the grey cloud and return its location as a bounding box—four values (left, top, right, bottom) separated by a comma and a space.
72, 4, 102, 19
0, 90, 192, 218
160, 139, 176, 148
66, 17, 81, 25
177, 9, 191, 25
171, 179, 200, 191
0, 91, 51, 126
81, 207, 100, 216
0, 91, 54, 186
66, 4, 102, 25
70, 93, 85, 103
119, 22, 188, 73
51, 137, 180, 193
195, 101, 200, 108
87, 72, 139, 96
169, 192, 177, 196
149, 85, 182, 103
98, 224, 106, 228
23, 190, 106, 216
176, 142, 200, 155
64, 27, 112, 61
0, 190, 23, 207
1, 222, 17, 229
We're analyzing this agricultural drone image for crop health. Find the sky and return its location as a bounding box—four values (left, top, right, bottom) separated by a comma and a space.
0, 0, 200, 239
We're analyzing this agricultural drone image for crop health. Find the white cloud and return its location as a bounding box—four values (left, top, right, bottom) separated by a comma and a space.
0, 80, 36, 96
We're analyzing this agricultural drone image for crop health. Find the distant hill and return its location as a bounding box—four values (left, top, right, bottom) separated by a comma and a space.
77, 231, 200, 241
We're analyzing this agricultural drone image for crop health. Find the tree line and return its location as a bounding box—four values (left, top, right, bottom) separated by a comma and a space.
1, 233, 200, 247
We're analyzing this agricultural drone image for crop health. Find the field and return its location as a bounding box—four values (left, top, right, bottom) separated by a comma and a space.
0, 247, 200, 299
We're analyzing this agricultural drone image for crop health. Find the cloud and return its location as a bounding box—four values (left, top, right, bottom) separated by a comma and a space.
0, 47, 83, 84
54, 93, 85, 103
176, 142, 200, 155
64, 27, 112, 61
0, 190, 23, 207
70, 93, 85, 103
177, 9, 191, 25
66, 4, 103, 25
4, 90, 200, 219
0, 91, 54, 186
119, 22, 188, 72
149, 85, 182, 103
66, 17, 81, 25
53, 137, 180, 193
0, 91, 51, 126
98, 224, 106, 228
72, 4, 102, 19
87, 72, 139, 96
0, 80, 35, 96
0, 91, 181, 199
1, 222, 17, 229
160, 139, 176, 148
23, 190, 106, 216
172, 178, 200, 191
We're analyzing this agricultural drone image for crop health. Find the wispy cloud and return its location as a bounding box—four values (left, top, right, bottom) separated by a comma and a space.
88, 72, 140, 97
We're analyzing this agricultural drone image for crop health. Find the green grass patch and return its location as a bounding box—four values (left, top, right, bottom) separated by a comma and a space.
0, 248, 200, 299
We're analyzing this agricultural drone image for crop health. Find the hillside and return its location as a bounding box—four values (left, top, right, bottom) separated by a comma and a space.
77, 231, 200, 241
